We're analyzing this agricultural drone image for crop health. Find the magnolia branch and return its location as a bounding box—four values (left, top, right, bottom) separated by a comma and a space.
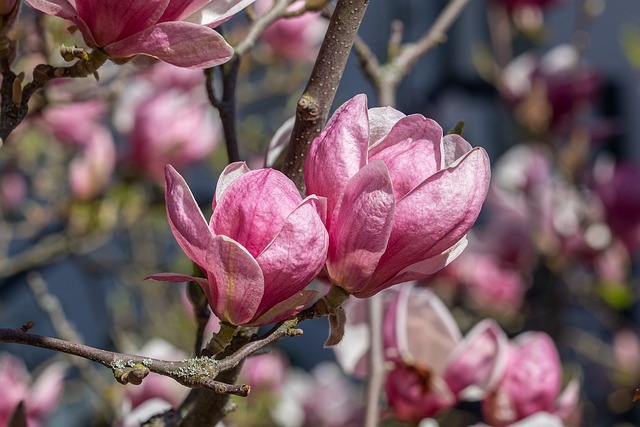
282, 0, 371, 192
352, 0, 472, 107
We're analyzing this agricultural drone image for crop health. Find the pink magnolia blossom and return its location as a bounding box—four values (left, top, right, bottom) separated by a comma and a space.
239, 351, 288, 393
148, 164, 328, 326
256, 0, 326, 61
24, 0, 257, 68
384, 286, 507, 421
0, 353, 66, 427
40, 101, 116, 200
304, 94, 490, 298
120, 64, 220, 181
482, 332, 580, 427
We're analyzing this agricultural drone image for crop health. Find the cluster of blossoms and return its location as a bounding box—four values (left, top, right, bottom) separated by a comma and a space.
149, 94, 491, 327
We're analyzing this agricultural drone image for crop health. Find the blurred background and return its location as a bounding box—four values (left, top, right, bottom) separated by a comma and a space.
1, 0, 639, 426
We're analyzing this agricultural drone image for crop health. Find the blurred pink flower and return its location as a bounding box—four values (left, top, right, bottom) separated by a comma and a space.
482, 332, 580, 427
592, 160, 640, 253
148, 163, 328, 326
500, 45, 601, 133
40, 101, 116, 200
0, 353, 66, 427
304, 94, 490, 298
0, 171, 27, 212
116, 63, 219, 181
239, 352, 287, 393
256, 0, 326, 61
384, 286, 507, 421
24, 0, 257, 68
493, 0, 563, 12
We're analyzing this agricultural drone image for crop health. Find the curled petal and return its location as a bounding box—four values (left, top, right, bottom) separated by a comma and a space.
305, 94, 370, 217
367, 106, 406, 147
213, 161, 251, 211
205, 235, 264, 325
394, 286, 461, 372
186, 0, 258, 27
105, 22, 233, 69
256, 195, 328, 313
444, 319, 508, 399
442, 134, 473, 167
368, 114, 442, 163
164, 165, 212, 268
327, 161, 395, 294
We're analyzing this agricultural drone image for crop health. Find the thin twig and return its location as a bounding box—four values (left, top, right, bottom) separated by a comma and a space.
364, 293, 384, 427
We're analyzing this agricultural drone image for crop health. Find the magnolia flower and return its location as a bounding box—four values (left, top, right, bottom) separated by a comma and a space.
304, 94, 490, 298
25, 0, 257, 68
482, 332, 580, 427
148, 164, 328, 326
121, 64, 220, 181
384, 286, 507, 421
239, 352, 288, 393
40, 101, 116, 200
256, 0, 326, 61
0, 353, 66, 427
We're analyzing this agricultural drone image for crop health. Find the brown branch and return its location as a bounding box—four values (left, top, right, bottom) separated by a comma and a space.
0, 48, 108, 145
282, 0, 371, 192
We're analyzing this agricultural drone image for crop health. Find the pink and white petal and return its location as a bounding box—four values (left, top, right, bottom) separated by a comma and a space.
185, 0, 257, 26
368, 135, 441, 200
249, 290, 317, 326
368, 114, 442, 162
164, 165, 212, 267
551, 378, 581, 426
304, 94, 370, 217
367, 106, 405, 147
370, 147, 490, 286
74, 0, 169, 46
256, 195, 328, 311
265, 116, 295, 168
213, 161, 251, 211
327, 161, 395, 294
365, 237, 468, 296
508, 413, 565, 427
507, 332, 562, 419
442, 134, 472, 167
105, 22, 233, 69
24, 0, 96, 46
205, 235, 264, 326
443, 319, 507, 400
211, 169, 302, 256
394, 286, 461, 372
29, 362, 66, 415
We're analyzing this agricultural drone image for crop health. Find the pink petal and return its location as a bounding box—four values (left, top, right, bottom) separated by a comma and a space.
443, 320, 507, 399
205, 235, 264, 326
372, 237, 468, 293
159, 0, 212, 21
368, 118, 442, 200
249, 290, 317, 326
105, 22, 233, 69
265, 116, 295, 168
326, 160, 395, 294
367, 106, 405, 147
370, 147, 490, 287
304, 94, 370, 219
504, 332, 562, 420
368, 114, 443, 162
394, 286, 461, 373
29, 362, 66, 416
551, 378, 581, 426
211, 168, 302, 257
74, 0, 169, 46
212, 161, 251, 211
24, 0, 96, 46
255, 195, 328, 313
164, 165, 212, 268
